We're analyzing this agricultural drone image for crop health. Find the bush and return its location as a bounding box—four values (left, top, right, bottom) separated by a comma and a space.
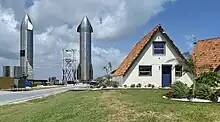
210, 93, 218, 102
144, 85, 147, 88
165, 90, 173, 99
215, 89, 220, 97
187, 88, 194, 99
147, 84, 152, 87
102, 84, 107, 88
151, 84, 155, 88
123, 85, 127, 88
194, 83, 213, 100
196, 72, 220, 87
210, 89, 220, 102
112, 81, 119, 88
167, 81, 189, 98
130, 84, 135, 88
136, 83, 142, 88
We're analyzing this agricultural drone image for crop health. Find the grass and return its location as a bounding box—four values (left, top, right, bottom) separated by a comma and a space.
0, 89, 220, 122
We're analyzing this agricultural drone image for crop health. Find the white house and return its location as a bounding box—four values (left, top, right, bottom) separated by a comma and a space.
112, 24, 193, 88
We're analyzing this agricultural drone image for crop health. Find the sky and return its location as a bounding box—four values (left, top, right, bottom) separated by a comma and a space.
0, 0, 219, 80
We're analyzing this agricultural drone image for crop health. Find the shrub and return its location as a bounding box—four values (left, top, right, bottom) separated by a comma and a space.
102, 84, 107, 88
112, 81, 119, 88
210, 89, 220, 102
168, 81, 189, 98
194, 83, 213, 100
144, 85, 147, 88
187, 88, 194, 99
151, 84, 155, 88
210, 93, 218, 102
215, 89, 220, 97
196, 72, 220, 87
123, 85, 127, 88
130, 84, 135, 88
147, 84, 152, 87
136, 83, 142, 88
165, 90, 173, 99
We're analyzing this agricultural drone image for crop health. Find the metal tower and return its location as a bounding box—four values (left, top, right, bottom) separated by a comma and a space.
62, 49, 77, 84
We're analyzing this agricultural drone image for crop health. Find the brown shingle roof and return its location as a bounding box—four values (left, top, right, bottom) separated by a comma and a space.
113, 24, 186, 76
192, 37, 220, 75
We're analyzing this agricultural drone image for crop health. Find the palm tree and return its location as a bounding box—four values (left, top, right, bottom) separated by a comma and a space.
102, 66, 109, 75
108, 62, 112, 73
166, 56, 196, 97
166, 53, 213, 97
102, 62, 113, 75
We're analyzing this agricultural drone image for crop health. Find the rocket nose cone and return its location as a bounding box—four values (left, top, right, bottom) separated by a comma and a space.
21, 14, 33, 30
77, 16, 93, 33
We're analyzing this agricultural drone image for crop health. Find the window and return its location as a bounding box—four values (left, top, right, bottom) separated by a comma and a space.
139, 65, 152, 76
20, 50, 25, 57
175, 65, 182, 77
153, 42, 165, 55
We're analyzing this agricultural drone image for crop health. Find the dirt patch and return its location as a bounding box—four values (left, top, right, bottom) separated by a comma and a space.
100, 91, 147, 122
100, 91, 177, 122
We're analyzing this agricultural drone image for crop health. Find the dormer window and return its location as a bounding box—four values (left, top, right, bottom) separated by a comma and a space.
153, 42, 165, 55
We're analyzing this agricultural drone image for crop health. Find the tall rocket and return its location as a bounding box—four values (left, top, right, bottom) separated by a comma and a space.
77, 16, 93, 82
20, 14, 34, 79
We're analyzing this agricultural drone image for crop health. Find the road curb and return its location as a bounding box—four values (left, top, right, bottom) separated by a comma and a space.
0, 89, 68, 106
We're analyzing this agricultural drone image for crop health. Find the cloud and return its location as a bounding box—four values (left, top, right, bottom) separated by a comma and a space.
0, 0, 176, 79
0, 5, 19, 60
28, 0, 175, 40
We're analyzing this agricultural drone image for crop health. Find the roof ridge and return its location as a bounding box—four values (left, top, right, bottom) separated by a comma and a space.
113, 24, 161, 76
198, 37, 220, 42
141, 24, 161, 41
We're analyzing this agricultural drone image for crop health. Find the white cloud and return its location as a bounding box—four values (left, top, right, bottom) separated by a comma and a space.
0, 0, 176, 79
28, 0, 175, 40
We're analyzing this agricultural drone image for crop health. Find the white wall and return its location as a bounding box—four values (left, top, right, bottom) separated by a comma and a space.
121, 31, 193, 87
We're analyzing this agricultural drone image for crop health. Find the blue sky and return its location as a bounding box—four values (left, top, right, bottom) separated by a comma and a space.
95, 0, 220, 55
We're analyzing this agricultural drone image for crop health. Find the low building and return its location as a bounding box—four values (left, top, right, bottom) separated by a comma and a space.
192, 37, 220, 75
0, 77, 14, 90
112, 24, 193, 87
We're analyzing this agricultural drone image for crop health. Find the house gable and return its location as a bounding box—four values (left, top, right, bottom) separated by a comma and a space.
113, 24, 186, 77
112, 24, 193, 87
123, 30, 186, 87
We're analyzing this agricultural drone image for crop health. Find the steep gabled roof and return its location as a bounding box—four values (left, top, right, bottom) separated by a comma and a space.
192, 37, 220, 75
113, 24, 186, 76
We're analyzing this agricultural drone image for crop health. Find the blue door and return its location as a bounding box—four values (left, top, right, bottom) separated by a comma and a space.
162, 65, 172, 87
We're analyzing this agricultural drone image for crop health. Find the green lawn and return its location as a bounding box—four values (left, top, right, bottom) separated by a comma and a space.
0, 89, 220, 122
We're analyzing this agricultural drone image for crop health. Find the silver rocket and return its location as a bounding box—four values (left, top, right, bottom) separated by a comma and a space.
77, 16, 93, 82
20, 14, 34, 79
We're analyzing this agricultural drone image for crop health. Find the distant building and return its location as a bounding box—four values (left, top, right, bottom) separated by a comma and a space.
192, 37, 220, 75
112, 24, 193, 87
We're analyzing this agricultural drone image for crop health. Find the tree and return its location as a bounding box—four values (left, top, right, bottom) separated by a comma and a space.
166, 54, 213, 97
102, 62, 113, 75
100, 62, 114, 87
108, 62, 112, 73
166, 55, 196, 97
102, 66, 109, 75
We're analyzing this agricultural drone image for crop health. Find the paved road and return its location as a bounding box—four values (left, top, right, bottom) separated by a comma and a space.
0, 84, 91, 106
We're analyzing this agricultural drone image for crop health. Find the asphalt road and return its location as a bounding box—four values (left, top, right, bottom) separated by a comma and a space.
0, 84, 91, 106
